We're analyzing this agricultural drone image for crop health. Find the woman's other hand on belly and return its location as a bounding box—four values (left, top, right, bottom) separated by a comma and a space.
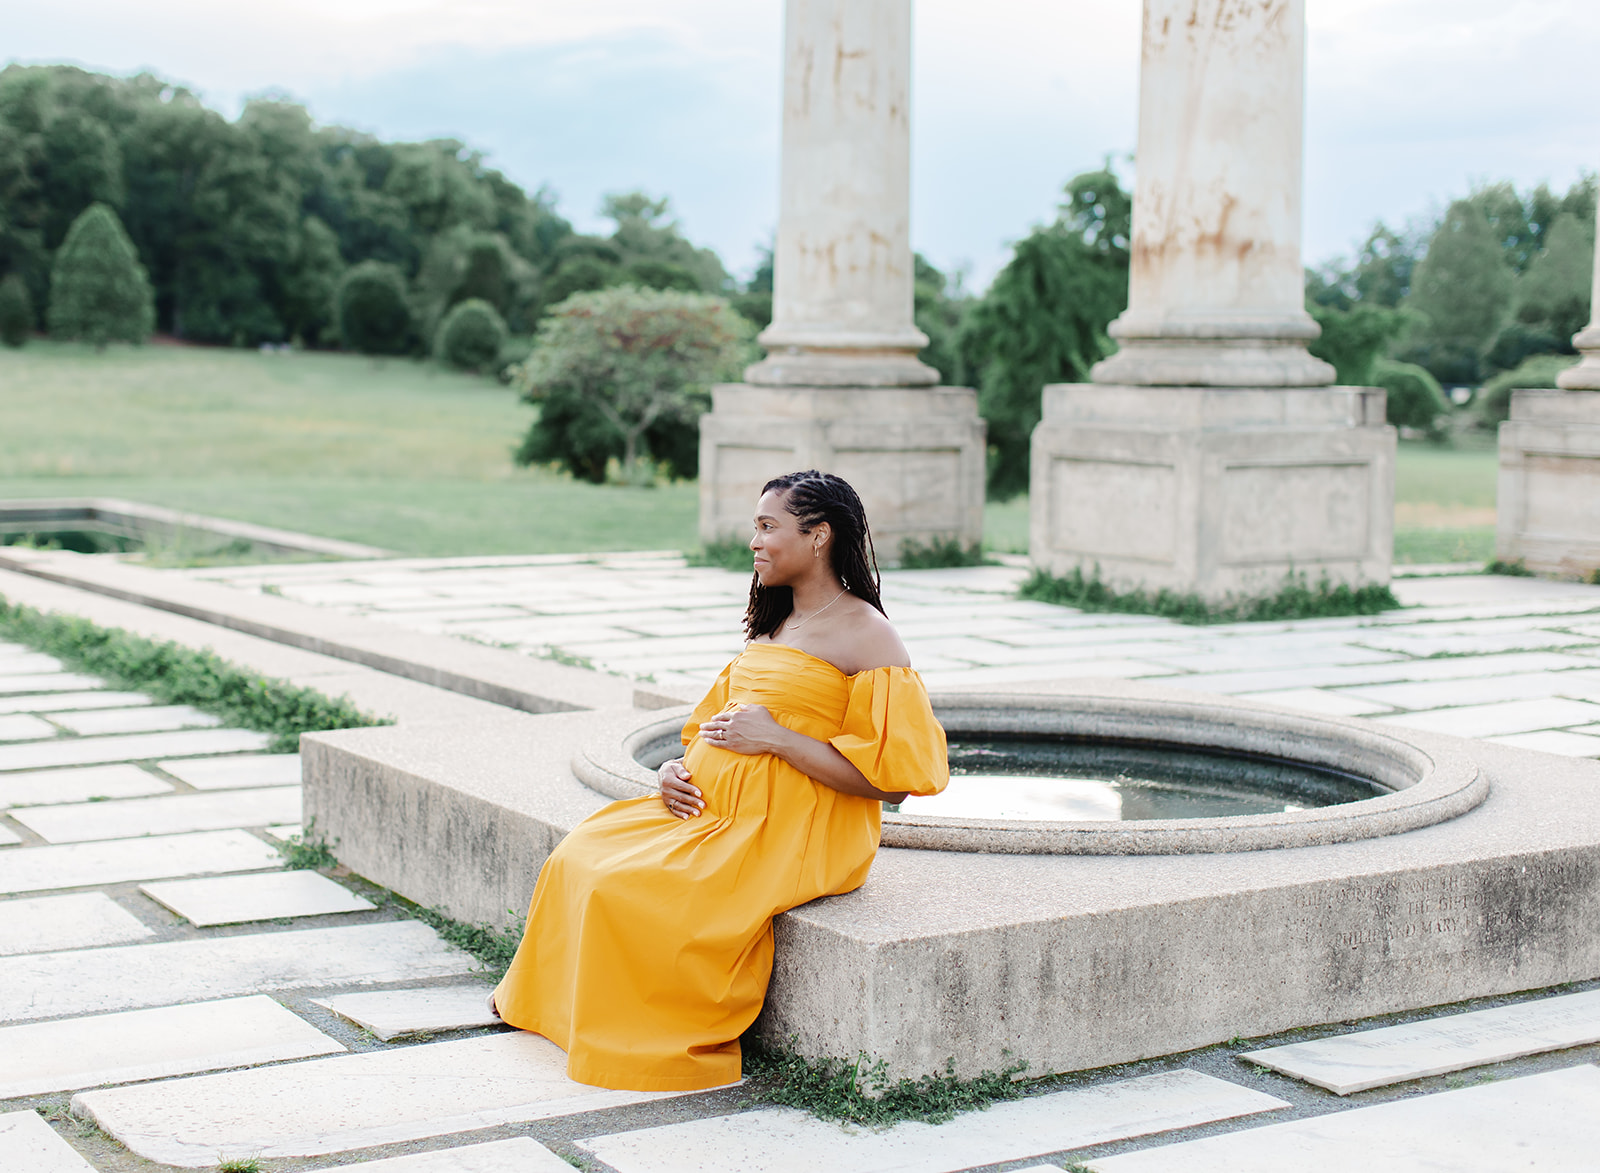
658, 757, 704, 819
698, 704, 786, 756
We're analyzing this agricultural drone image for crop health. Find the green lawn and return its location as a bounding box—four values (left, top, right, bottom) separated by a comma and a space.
0, 344, 1503, 561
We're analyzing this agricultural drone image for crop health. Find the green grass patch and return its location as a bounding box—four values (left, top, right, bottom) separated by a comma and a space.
1393, 438, 1499, 508
1019, 567, 1400, 624
278, 819, 340, 869
897, 537, 988, 569
1485, 558, 1536, 577
1394, 526, 1496, 565
0, 597, 389, 751
743, 1041, 1027, 1126
686, 539, 756, 573
403, 902, 524, 980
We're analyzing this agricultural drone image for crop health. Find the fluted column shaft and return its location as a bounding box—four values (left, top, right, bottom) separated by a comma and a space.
745, 0, 937, 388
1093, 0, 1334, 388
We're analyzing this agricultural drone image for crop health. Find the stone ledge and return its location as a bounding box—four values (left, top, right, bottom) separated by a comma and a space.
302, 679, 1600, 1082
0, 548, 633, 714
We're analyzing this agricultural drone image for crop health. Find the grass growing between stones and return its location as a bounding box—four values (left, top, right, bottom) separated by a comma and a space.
405, 902, 524, 979
1019, 568, 1400, 625
278, 819, 340, 870
897, 537, 989, 569
743, 1042, 1027, 1126
0, 596, 388, 751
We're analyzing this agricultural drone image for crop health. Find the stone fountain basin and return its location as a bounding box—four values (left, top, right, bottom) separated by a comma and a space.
302, 677, 1600, 1082
575, 685, 1486, 855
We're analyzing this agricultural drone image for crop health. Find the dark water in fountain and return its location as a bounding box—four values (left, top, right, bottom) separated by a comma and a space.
899, 736, 1388, 822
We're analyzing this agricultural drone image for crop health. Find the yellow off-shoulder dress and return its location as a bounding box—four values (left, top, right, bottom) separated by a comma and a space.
491, 640, 949, 1091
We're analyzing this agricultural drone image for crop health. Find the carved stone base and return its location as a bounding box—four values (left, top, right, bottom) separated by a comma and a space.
1497, 389, 1600, 577
1029, 384, 1396, 600
697, 384, 986, 560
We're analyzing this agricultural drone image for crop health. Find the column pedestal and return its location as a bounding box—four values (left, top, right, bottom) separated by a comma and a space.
1031, 384, 1395, 599
698, 385, 986, 559
1497, 389, 1600, 578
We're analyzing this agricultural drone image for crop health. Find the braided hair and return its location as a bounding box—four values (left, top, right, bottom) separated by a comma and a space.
743, 470, 885, 640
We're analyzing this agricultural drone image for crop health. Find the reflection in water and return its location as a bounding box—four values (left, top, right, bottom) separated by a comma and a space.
900, 737, 1385, 823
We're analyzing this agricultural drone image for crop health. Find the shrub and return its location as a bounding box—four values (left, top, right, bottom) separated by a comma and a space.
1476, 353, 1579, 426
335, 261, 412, 355
435, 298, 508, 373
512, 286, 751, 485
1372, 358, 1449, 435
0, 273, 32, 347
46, 203, 155, 347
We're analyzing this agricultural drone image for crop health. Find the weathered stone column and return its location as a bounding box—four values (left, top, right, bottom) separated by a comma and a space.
699, 0, 985, 556
1496, 193, 1600, 576
1030, 0, 1395, 599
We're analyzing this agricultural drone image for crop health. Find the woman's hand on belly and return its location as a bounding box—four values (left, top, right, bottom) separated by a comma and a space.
698, 704, 785, 756
658, 757, 704, 819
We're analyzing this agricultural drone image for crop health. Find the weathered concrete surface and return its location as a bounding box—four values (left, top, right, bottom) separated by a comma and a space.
301, 709, 618, 929
1497, 389, 1600, 577
757, 735, 1600, 1081
307, 679, 1600, 1083
745, 0, 934, 390
1094, 0, 1331, 388
1030, 384, 1395, 597
698, 385, 986, 551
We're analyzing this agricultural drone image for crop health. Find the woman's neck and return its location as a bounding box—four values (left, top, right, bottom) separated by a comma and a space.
789, 573, 846, 616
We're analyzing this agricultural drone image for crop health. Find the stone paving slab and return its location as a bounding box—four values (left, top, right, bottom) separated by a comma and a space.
0, 892, 154, 955
156, 752, 301, 790
0, 994, 345, 1098
0, 822, 20, 845
1488, 729, 1600, 757
0, 763, 174, 809
0, 651, 66, 675
1242, 989, 1600, 1094
1337, 669, 1600, 712
12, 786, 302, 843
1232, 688, 1393, 717
576, 1071, 1288, 1173
1086, 1065, 1600, 1171
322, 1138, 574, 1172
1378, 697, 1600, 738
140, 870, 374, 926
0, 829, 282, 895
0, 690, 151, 715
73, 1032, 689, 1167
0, 712, 57, 742
0, 727, 272, 773
313, 986, 502, 1041
0, 920, 480, 1022
0, 672, 105, 696
0, 1110, 95, 1173
48, 705, 222, 736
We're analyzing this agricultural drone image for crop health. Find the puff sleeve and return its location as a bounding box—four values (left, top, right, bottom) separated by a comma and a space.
681, 659, 734, 747
828, 666, 949, 797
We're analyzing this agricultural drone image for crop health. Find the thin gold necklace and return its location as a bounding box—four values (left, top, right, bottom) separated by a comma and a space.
785, 587, 846, 631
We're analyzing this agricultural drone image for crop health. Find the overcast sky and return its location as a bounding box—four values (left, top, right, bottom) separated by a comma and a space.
5, 1, 1596, 288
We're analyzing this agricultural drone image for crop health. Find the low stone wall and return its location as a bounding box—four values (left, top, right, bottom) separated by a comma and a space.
302, 686, 1600, 1081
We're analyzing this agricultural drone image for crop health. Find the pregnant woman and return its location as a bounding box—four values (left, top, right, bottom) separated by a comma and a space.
491, 469, 948, 1091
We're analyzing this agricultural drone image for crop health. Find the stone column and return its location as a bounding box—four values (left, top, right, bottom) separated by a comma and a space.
1092, 0, 1332, 388
1030, 0, 1395, 600
745, 0, 936, 389
699, 0, 985, 557
1496, 192, 1600, 577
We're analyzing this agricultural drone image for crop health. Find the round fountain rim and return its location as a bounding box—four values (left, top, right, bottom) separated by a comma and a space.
570, 683, 1487, 855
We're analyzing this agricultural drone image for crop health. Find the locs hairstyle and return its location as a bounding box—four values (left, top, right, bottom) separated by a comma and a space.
743, 470, 885, 640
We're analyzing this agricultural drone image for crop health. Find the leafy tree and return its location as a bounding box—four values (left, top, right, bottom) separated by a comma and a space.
1476, 353, 1579, 425
1399, 200, 1514, 385
1372, 358, 1448, 436
730, 243, 774, 332
435, 298, 507, 373
0, 272, 33, 346
1351, 225, 1419, 308
46, 202, 154, 346
335, 260, 411, 354
1306, 301, 1407, 385
280, 215, 344, 347
1513, 211, 1593, 348
913, 254, 970, 384
513, 287, 751, 484
958, 165, 1131, 498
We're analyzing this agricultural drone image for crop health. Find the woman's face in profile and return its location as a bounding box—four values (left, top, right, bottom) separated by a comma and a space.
749, 490, 810, 587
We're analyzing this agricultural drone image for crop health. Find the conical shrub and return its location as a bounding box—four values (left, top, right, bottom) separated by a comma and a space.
47, 203, 156, 347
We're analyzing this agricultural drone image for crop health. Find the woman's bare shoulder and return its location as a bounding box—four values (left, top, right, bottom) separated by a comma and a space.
838, 602, 911, 672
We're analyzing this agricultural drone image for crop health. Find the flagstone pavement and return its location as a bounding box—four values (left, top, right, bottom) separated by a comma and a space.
1, 553, 1599, 1172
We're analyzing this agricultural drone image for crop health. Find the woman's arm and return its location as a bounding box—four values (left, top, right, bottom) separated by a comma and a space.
697, 705, 910, 804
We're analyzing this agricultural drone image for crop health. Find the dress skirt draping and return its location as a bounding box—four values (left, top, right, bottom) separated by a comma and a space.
491, 640, 949, 1091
